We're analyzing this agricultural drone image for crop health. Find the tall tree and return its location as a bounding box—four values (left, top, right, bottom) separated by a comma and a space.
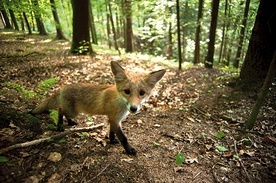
50, 0, 66, 40
0, 8, 12, 29
9, 9, 19, 30
32, 0, 47, 35
239, 0, 276, 85
218, 0, 228, 64
124, 0, 133, 53
176, 0, 182, 70
233, 0, 250, 68
205, 0, 220, 68
23, 12, 32, 34
70, 0, 93, 54
194, 0, 204, 64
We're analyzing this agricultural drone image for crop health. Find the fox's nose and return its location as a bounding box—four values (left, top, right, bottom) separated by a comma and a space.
130, 106, 138, 113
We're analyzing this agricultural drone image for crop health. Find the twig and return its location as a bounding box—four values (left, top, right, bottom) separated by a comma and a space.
234, 140, 252, 183
88, 163, 110, 182
0, 123, 104, 155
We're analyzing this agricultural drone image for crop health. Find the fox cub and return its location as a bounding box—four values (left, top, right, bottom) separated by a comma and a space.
32, 61, 165, 155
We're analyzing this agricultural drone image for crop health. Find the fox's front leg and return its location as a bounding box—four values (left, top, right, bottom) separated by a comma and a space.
110, 122, 137, 155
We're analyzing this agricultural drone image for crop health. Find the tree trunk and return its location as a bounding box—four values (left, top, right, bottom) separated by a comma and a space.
32, 0, 47, 35
168, 20, 173, 59
70, 0, 93, 54
218, 0, 228, 64
176, 0, 182, 70
50, 0, 66, 40
194, 0, 204, 64
245, 51, 276, 130
205, 0, 220, 69
124, 0, 133, 53
89, 1, 97, 44
105, 2, 112, 48
233, 0, 250, 68
23, 12, 32, 34
9, 9, 19, 30
239, 0, 276, 85
108, 2, 120, 54
1, 9, 12, 29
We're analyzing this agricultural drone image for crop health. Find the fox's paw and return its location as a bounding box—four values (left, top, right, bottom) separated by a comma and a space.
57, 124, 65, 132
67, 119, 78, 126
125, 146, 137, 155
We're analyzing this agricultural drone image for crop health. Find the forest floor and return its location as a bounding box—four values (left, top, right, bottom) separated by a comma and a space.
0, 30, 275, 183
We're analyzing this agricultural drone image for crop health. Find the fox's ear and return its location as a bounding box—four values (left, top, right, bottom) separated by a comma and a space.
145, 69, 166, 87
111, 61, 127, 81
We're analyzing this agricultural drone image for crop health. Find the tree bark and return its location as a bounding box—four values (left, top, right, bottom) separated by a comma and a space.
9, 9, 19, 30
194, 0, 204, 64
205, 0, 220, 69
233, 0, 250, 68
50, 0, 66, 40
124, 0, 133, 53
176, 0, 182, 70
240, 0, 276, 85
32, 0, 47, 35
70, 0, 93, 54
23, 12, 32, 34
1, 9, 12, 29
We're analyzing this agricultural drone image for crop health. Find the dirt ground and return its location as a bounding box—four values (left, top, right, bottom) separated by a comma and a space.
0, 30, 275, 183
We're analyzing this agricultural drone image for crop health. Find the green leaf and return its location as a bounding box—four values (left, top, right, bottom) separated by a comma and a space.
153, 141, 161, 146
175, 153, 185, 165
59, 139, 67, 143
233, 154, 239, 159
217, 131, 226, 139
81, 132, 88, 137
48, 124, 56, 130
217, 145, 227, 152
26, 114, 40, 124
49, 110, 59, 125
87, 116, 93, 122
201, 132, 207, 137
0, 156, 9, 163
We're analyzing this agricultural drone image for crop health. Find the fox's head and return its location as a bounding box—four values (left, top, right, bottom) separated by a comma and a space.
111, 61, 165, 114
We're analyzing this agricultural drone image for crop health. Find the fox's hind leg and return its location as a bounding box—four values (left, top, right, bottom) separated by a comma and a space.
57, 108, 78, 131
57, 108, 65, 131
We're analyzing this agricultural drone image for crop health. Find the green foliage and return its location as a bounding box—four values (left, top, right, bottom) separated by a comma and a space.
0, 156, 9, 163
26, 114, 40, 124
1, 78, 58, 100
216, 145, 227, 152
37, 77, 59, 96
153, 141, 161, 146
49, 109, 58, 125
216, 131, 226, 139
58, 139, 67, 143
175, 152, 185, 165
48, 124, 56, 131
3, 82, 36, 99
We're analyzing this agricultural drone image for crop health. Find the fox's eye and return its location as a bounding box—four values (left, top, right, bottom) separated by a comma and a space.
139, 90, 145, 96
124, 89, 130, 95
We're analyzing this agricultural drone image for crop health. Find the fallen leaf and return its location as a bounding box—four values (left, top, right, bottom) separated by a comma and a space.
48, 152, 62, 162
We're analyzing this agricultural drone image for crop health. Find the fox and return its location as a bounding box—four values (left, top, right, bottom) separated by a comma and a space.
31, 61, 166, 155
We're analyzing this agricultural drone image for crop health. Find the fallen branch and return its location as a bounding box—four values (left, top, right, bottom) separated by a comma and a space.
0, 123, 104, 155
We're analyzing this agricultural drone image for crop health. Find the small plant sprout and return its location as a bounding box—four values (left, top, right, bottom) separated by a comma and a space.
175, 146, 185, 165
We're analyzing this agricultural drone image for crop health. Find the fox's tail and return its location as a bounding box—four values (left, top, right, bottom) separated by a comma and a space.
32, 92, 60, 114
